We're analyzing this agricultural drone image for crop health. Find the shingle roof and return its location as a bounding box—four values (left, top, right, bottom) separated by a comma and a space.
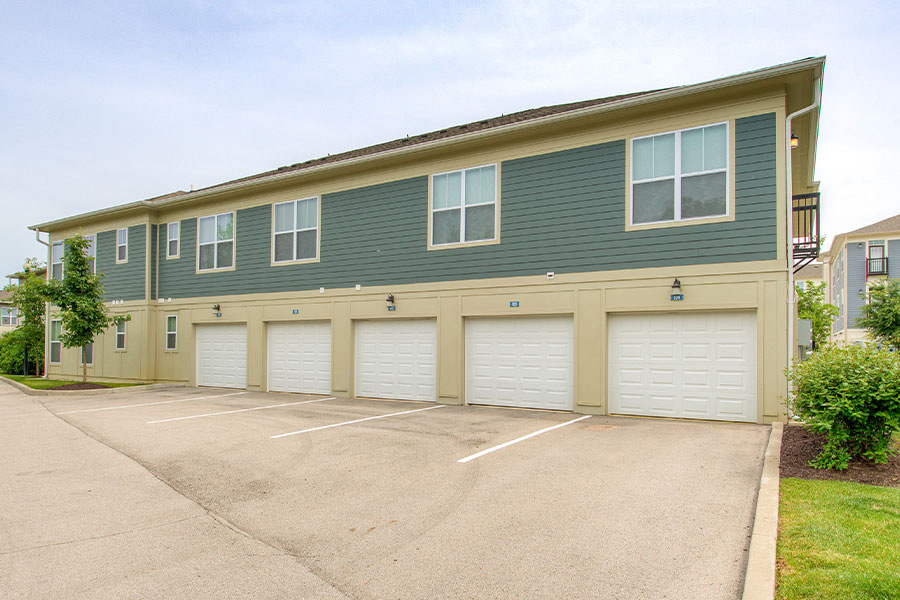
842, 213, 900, 237
795, 263, 823, 279
151, 90, 664, 199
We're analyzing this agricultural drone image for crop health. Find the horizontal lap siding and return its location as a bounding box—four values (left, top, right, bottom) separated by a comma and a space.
847, 243, 866, 327
98, 225, 146, 301
157, 112, 778, 298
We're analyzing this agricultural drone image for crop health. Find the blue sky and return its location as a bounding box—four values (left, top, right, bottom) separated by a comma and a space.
2, 0, 898, 277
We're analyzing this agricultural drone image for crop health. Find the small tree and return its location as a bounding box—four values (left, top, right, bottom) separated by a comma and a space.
44, 235, 121, 383
796, 281, 839, 349
4, 260, 47, 376
856, 279, 900, 349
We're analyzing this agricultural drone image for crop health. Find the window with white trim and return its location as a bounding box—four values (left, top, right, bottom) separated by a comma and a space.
198, 213, 234, 271
50, 320, 62, 363
85, 234, 96, 274
167, 222, 180, 258
51, 241, 64, 280
273, 197, 318, 262
115, 319, 126, 350
116, 228, 128, 263
631, 122, 728, 225
165, 315, 177, 350
80, 342, 93, 366
1, 307, 17, 326
431, 164, 497, 246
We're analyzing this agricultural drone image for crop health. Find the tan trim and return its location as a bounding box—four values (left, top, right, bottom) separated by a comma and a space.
115, 227, 128, 264
165, 221, 181, 260
269, 196, 322, 266
195, 211, 237, 274
427, 163, 501, 251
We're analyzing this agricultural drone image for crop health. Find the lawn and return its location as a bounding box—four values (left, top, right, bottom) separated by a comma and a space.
2, 374, 145, 390
777, 477, 900, 600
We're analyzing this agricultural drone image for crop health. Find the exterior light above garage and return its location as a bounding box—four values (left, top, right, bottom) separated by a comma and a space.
670, 278, 683, 301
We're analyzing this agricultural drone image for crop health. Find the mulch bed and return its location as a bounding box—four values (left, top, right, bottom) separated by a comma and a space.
49, 382, 110, 390
780, 424, 900, 488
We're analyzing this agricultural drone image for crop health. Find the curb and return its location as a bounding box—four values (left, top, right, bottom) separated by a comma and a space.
0, 375, 182, 397
741, 422, 783, 600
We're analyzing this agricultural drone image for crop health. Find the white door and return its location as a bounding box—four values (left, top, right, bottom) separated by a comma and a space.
267, 322, 331, 394
196, 323, 247, 389
608, 312, 757, 422
355, 320, 436, 402
466, 316, 574, 411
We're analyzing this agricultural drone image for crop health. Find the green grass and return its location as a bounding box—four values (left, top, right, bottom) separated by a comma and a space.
777, 478, 900, 600
2, 373, 145, 389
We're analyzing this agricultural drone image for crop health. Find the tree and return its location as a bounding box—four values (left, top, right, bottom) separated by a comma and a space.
856, 278, 900, 349
3, 260, 47, 376
796, 281, 839, 349
44, 235, 125, 383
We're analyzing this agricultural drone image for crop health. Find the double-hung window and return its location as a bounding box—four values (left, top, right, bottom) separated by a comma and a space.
50, 320, 62, 363
115, 319, 126, 350
167, 222, 180, 258
1, 307, 17, 326
198, 212, 234, 271
116, 228, 128, 263
165, 315, 177, 350
85, 234, 96, 273
631, 122, 728, 225
431, 164, 497, 246
273, 197, 318, 263
51, 242, 64, 280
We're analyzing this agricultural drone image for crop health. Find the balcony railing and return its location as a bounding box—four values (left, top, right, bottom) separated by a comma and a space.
867, 257, 889, 276
793, 193, 820, 273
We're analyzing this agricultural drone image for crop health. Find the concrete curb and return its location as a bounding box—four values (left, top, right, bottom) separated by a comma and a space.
0, 375, 182, 397
741, 422, 783, 600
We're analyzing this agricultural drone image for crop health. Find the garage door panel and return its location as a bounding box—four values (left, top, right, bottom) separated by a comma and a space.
196, 324, 247, 389
355, 320, 436, 402
267, 322, 331, 394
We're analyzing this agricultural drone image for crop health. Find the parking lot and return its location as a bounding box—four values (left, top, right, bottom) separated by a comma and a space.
2, 382, 770, 599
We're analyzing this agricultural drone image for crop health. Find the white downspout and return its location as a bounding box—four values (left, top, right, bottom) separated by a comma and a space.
785, 77, 822, 414
33, 229, 50, 379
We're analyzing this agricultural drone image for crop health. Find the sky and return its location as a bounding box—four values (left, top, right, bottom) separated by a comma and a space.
2, 0, 898, 278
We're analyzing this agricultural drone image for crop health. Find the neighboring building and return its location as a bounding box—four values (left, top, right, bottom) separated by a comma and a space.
29, 57, 825, 424
794, 262, 823, 291
821, 212, 900, 344
0, 290, 18, 334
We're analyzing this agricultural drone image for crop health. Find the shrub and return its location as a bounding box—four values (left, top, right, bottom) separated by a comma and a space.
0, 329, 26, 374
787, 343, 900, 470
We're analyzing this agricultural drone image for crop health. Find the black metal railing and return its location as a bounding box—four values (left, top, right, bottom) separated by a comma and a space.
793, 193, 820, 273
867, 257, 889, 276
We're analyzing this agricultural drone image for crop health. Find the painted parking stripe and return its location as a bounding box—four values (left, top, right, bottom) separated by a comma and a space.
457, 415, 591, 463
147, 397, 335, 424
57, 392, 248, 415
271, 404, 445, 439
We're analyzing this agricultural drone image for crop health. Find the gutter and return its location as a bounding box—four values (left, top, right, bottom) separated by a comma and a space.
30, 57, 825, 232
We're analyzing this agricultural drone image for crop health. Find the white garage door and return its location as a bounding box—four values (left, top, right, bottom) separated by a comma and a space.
196, 323, 247, 389
355, 320, 436, 402
609, 312, 757, 422
267, 322, 331, 394
466, 316, 574, 411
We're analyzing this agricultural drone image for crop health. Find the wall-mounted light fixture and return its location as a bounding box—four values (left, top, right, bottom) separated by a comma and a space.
212, 304, 221, 312
386, 294, 395, 305
790, 134, 800, 149
858, 242, 864, 248
671, 278, 681, 294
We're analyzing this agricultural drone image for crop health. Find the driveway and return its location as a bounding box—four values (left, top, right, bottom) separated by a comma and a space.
0, 383, 769, 599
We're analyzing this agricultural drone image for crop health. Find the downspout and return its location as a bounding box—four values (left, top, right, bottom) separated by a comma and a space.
34, 229, 50, 379
785, 77, 822, 413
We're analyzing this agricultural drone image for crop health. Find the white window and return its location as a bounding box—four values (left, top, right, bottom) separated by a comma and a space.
115, 319, 126, 350
50, 320, 62, 363
1, 307, 17, 326
167, 222, 180, 258
116, 228, 128, 263
198, 212, 234, 271
165, 315, 177, 350
51, 241, 64, 280
80, 342, 93, 366
631, 122, 728, 225
431, 164, 497, 246
85, 234, 96, 274
273, 198, 318, 263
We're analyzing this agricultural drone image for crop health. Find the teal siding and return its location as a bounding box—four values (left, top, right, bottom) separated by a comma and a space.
97, 225, 146, 301
150, 224, 158, 300
157, 112, 778, 298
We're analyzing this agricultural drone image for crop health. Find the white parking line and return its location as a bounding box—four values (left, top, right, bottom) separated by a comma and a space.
57, 392, 248, 415
457, 415, 591, 463
147, 397, 335, 424
271, 404, 445, 439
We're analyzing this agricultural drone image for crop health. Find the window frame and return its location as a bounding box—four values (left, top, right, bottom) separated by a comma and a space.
166, 222, 180, 259
115, 319, 126, 351
196, 212, 236, 273
116, 228, 128, 264
1, 307, 17, 326
49, 319, 62, 364
627, 121, 733, 230
51, 241, 64, 280
270, 197, 321, 265
428, 163, 501, 250
165, 314, 177, 351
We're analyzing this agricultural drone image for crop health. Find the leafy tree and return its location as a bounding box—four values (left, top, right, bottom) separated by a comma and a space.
3, 260, 47, 376
795, 281, 839, 349
44, 235, 126, 383
856, 279, 900, 349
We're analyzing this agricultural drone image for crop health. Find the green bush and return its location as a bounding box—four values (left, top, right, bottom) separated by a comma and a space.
787, 344, 900, 470
0, 328, 43, 376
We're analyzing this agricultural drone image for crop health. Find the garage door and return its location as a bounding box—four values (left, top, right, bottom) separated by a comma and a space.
608, 312, 757, 422
466, 316, 574, 411
267, 322, 331, 394
355, 320, 436, 402
196, 323, 247, 389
